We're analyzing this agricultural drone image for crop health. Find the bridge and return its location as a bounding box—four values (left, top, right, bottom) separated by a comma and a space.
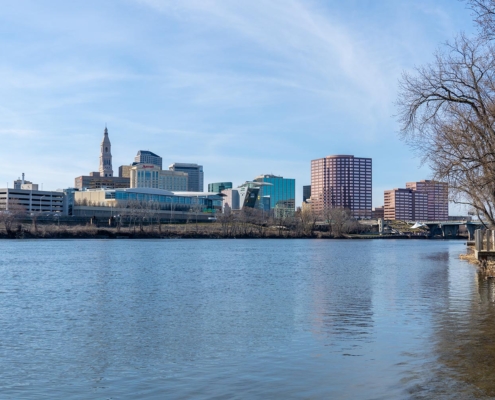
422, 220, 483, 239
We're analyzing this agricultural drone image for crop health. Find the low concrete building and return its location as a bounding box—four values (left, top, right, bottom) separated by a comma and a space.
0, 188, 65, 214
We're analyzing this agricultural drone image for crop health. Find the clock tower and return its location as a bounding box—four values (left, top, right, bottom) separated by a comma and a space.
99, 127, 113, 177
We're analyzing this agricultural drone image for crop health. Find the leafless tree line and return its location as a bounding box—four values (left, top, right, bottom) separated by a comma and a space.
0, 197, 368, 238
215, 206, 365, 238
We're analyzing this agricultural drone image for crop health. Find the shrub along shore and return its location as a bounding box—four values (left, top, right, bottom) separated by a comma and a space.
0, 222, 438, 240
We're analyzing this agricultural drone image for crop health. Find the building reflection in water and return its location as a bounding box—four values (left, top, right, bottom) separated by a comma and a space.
306, 241, 374, 351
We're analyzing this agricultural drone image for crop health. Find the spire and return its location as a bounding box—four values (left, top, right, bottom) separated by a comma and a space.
99, 125, 113, 177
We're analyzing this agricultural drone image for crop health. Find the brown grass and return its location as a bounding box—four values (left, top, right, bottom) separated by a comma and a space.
460, 252, 495, 277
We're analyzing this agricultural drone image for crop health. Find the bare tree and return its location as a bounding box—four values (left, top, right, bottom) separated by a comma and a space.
324, 207, 353, 238
31, 211, 39, 233
124, 200, 141, 232
0, 199, 26, 235
297, 207, 318, 237
217, 212, 236, 237
248, 208, 266, 237
148, 201, 162, 233
397, 28, 495, 226
468, 0, 495, 38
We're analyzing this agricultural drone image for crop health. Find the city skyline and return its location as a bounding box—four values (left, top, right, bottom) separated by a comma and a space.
0, 1, 475, 210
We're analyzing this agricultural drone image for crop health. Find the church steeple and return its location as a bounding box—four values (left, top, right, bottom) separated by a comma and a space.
99, 126, 113, 177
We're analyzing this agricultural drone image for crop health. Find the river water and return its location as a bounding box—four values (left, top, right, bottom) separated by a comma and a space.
1, 239, 494, 399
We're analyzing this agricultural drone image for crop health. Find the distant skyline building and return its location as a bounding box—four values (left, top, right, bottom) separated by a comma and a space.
134, 150, 162, 169
383, 180, 447, 221
208, 182, 232, 193
99, 127, 113, 177
303, 185, 311, 203
310, 155, 372, 218
221, 181, 271, 212
119, 165, 132, 178
384, 188, 428, 221
372, 206, 384, 220
169, 163, 204, 192
74, 127, 130, 189
13, 173, 38, 190
222, 188, 240, 211
74, 175, 130, 190
406, 180, 448, 220
253, 174, 295, 213
0, 187, 64, 214
130, 164, 188, 191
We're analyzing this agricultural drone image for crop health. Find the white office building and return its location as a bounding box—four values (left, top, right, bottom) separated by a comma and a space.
130, 164, 188, 191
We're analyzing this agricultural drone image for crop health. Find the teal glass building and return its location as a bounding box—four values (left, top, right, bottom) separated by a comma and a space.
253, 175, 295, 213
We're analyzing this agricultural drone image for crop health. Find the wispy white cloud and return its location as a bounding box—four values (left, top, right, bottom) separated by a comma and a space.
137, 0, 393, 113
0, 0, 473, 205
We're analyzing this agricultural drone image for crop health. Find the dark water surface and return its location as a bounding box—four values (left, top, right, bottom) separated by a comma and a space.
1, 239, 494, 399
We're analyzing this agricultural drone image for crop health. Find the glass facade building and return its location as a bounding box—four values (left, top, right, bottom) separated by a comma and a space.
253, 175, 295, 213
208, 182, 233, 193
303, 185, 311, 203
75, 188, 223, 212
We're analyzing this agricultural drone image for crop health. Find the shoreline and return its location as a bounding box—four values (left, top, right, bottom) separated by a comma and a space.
0, 227, 466, 240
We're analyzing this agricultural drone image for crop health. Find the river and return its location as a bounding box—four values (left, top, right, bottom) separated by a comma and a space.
0, 239, 493, 399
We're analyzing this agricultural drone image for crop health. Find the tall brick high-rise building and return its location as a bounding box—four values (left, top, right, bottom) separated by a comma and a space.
406, 180, 448, 220
310, 155, 372, 218
384, 188, 428, 220
383, 180, 448, 221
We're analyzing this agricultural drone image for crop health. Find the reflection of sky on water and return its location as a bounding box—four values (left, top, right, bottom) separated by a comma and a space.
0, 239, 486, 399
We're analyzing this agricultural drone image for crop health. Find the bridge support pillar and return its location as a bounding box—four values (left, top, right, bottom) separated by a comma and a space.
441, 224, 459, 238
466, 223, 481, 241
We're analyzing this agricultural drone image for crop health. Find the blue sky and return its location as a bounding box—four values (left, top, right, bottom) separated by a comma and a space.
0, 0, 475, 210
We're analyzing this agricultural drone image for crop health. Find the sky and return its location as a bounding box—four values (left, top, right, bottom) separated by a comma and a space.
0, 0, 477, 210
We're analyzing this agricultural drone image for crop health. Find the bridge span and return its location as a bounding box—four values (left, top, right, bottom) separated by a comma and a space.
422, 220, 483, 239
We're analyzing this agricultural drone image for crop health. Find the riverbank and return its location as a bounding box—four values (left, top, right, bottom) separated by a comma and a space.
0, 223, 465, 239
460, 248, 495, 278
